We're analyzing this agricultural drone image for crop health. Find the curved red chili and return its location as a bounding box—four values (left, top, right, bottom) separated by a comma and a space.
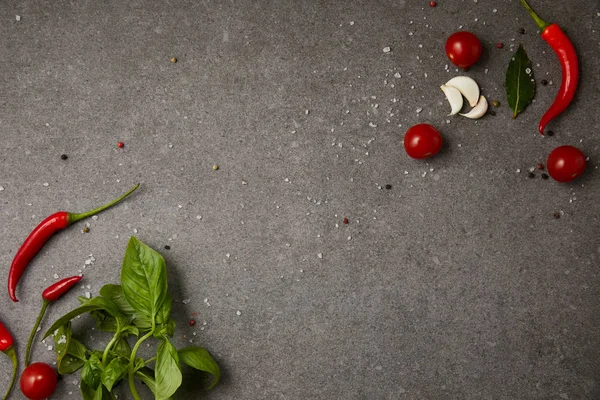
0, 320, 18, 400
25, 275, 83, 366
519, 0, 579, 135
42, 275, 83, 302
8, 183, 139, 302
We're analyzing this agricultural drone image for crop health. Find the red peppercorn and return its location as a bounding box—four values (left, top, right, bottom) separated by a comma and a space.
343, 217, 349, 224
496, 42, 504, 49
117, 141, 124, 148
189, 319, 196, 327
537, 163, 545, 170
429, 1, 436, 6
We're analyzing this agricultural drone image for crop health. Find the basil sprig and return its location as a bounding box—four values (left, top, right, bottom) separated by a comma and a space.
44, 236, 220, 400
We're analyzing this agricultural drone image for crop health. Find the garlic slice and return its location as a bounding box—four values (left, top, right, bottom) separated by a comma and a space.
440, 85, 463, 116
445, 76, 480, 107
459, 95, 488, 119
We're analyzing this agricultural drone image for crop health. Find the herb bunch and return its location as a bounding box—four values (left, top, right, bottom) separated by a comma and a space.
42, 237, 220, 400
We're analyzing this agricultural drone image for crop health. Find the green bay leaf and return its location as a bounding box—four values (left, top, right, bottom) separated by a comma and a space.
505, 44, 535, 118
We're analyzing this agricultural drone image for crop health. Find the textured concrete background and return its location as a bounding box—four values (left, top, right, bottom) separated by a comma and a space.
1, 0, 600, 399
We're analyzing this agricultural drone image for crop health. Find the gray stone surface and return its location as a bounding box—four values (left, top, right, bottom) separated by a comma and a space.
1, 0, 600, 399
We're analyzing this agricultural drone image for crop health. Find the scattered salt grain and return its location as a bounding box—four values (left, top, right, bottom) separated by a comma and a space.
236, 310, 242, 316
53, 273, 59, 279
317, 253, 323, 259
196, 215, 202, 220
16, 15, 21, 21
0, 186, 4, 191
182, 299, 191, 304
84, 292, 91, 299
383, 47, 391, 53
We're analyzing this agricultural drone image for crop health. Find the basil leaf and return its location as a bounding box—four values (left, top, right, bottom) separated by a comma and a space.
81, 352, 104, 389
43, 296, 122, 339
80, 380, 96, 400
101, 357, 128, 391
93, 384, 104, 400
178, 346, 221, 389
121, 237, 169, 326
52, 322, 87, 374
113, 337, 132, 359
155, 338, 182, 399
90, 310, 118, 333
100, 284, 150, 328
135, 367, 156, 395
505, 44, 535, 118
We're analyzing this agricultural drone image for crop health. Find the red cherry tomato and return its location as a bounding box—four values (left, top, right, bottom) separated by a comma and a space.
547, 145, 586, 183
20, 362, 57, 400
404, 124, 443, 159
445, 31, 482, 69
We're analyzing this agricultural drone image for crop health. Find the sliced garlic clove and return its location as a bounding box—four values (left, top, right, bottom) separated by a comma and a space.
440, 85, 463, 116
459, 95, 488, 119
445, 76, 480, 107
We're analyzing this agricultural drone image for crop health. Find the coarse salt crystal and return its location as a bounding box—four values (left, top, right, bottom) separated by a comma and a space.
236, 310, 242, 316
383, 47, 391, 53
317, 253, 323, 259
16, 15, 21, 21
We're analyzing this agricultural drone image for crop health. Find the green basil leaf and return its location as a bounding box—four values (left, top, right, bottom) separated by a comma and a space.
156, 292, 172, 326
122, 324, 140, 336
155, 339, 182, 399
101, 357, 128, 391
43, 296, 122, 339
505, 44, 535, 118
80, 380, 96, 400
93, 384, 104, 400
90, 310, 118, 333
113, 337, 132, 359
52, 322, 87, 374
99, 284, 137, 322
121, 237, 169, 325
81, 352, 104, 389
135, 367, 156, 395
178, 346, 221, 389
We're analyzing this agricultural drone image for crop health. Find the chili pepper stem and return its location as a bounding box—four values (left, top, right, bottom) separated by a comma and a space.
2, 347, 17, 400
518, 0, 551, 31
25, 299, 50, 367
68, 183, 140, 224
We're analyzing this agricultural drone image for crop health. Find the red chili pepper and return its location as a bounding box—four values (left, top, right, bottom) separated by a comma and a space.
8, 183, 139, 302
25, 275, 83, 366
519, 0, 579, 136
0, 320, 18, 400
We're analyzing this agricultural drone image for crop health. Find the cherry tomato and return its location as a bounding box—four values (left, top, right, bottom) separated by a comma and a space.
20, 362, 57, 400
445, 31, 482, 69
404, 124, 443, 159
547, 145, 586, 183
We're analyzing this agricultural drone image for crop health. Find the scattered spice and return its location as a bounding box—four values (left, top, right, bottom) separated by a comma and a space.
385, 184, 392, 190
343, 217, 349, 224
541, 173, 549, 180
429, 1, 436, 7
537, 163, 545, 170
546, 130, 554, 137
212, 164, 219, 171
189, 319, 196, 327
496, 42, 504, 49
164, 245, 171, 250
527, 172, 535, 178
541, 79, 548, 86
492, 100, 500, 107
60, 154, 68, 160
117, 142, 124, 148
518, 27, 527, 34
170, 57, 177, 63
488, 110, 497, 116
82, 226, 90, 233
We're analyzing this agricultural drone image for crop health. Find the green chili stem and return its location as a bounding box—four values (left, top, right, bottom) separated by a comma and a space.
25, 299, 50, 367
69, 183, 140, 224
519, 0, 551, 31
2, 347, 17, 400
128, 330, 154, 400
